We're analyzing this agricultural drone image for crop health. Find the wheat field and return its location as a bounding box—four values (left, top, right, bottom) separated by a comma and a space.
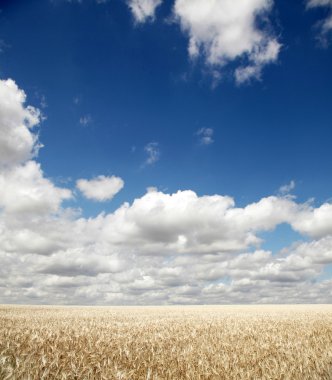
1, 305, 332, 379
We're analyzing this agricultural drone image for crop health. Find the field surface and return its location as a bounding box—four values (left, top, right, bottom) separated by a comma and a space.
1, 305, 332, 379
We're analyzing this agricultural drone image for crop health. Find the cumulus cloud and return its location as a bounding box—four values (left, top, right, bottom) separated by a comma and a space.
0, 78, 71, 218
307, 0, 332, 42
144, 142, 160, 165
76, 175, 124, 201
127, 0, 162, 23
196, 127, 214, 145
1, 78, 332, 305
291, 202, 332, 239
174, 0, 281, 84
0, 161, 72, 216
0, 79, 41, 168
0, 78, 72, 260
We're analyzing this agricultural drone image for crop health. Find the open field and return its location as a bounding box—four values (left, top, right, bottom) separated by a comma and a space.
1, 305, 332, 379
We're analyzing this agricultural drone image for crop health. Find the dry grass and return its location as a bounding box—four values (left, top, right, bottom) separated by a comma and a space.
1, 305, 332, 379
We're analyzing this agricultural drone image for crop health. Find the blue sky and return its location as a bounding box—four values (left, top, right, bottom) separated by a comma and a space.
0, 0, 332, 304
1, 0, 331, 206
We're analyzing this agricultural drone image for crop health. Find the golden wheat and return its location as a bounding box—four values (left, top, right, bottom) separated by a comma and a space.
1, 305, 332, 379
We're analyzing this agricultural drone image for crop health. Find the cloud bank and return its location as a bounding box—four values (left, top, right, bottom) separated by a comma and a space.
1, 78, 332, 305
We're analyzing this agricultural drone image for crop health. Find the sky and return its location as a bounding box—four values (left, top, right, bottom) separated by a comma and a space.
0, 0, 332, 305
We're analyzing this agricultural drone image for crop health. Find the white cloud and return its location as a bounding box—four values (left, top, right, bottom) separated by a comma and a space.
174, 0, 281, 84
96, 192, 300, 256
144, 142, 160, 165
307, 0, 332, 42
196, 127, 214, 145
279, 180, 296, 195
2, 78, 332, 305
0, 226, 63, 256
76, 175, 124, 201
292, 202, 332, 239
127, 0, 162, 23
0, 79, 41, 168
0, 161, 72, 216
0, 78, 71, 219
37, 247, 125, 276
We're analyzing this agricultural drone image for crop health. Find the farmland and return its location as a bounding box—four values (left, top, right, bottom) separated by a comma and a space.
1, 305, 332, 379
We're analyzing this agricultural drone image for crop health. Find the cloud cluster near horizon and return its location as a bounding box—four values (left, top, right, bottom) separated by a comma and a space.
1, 78, 332, 305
